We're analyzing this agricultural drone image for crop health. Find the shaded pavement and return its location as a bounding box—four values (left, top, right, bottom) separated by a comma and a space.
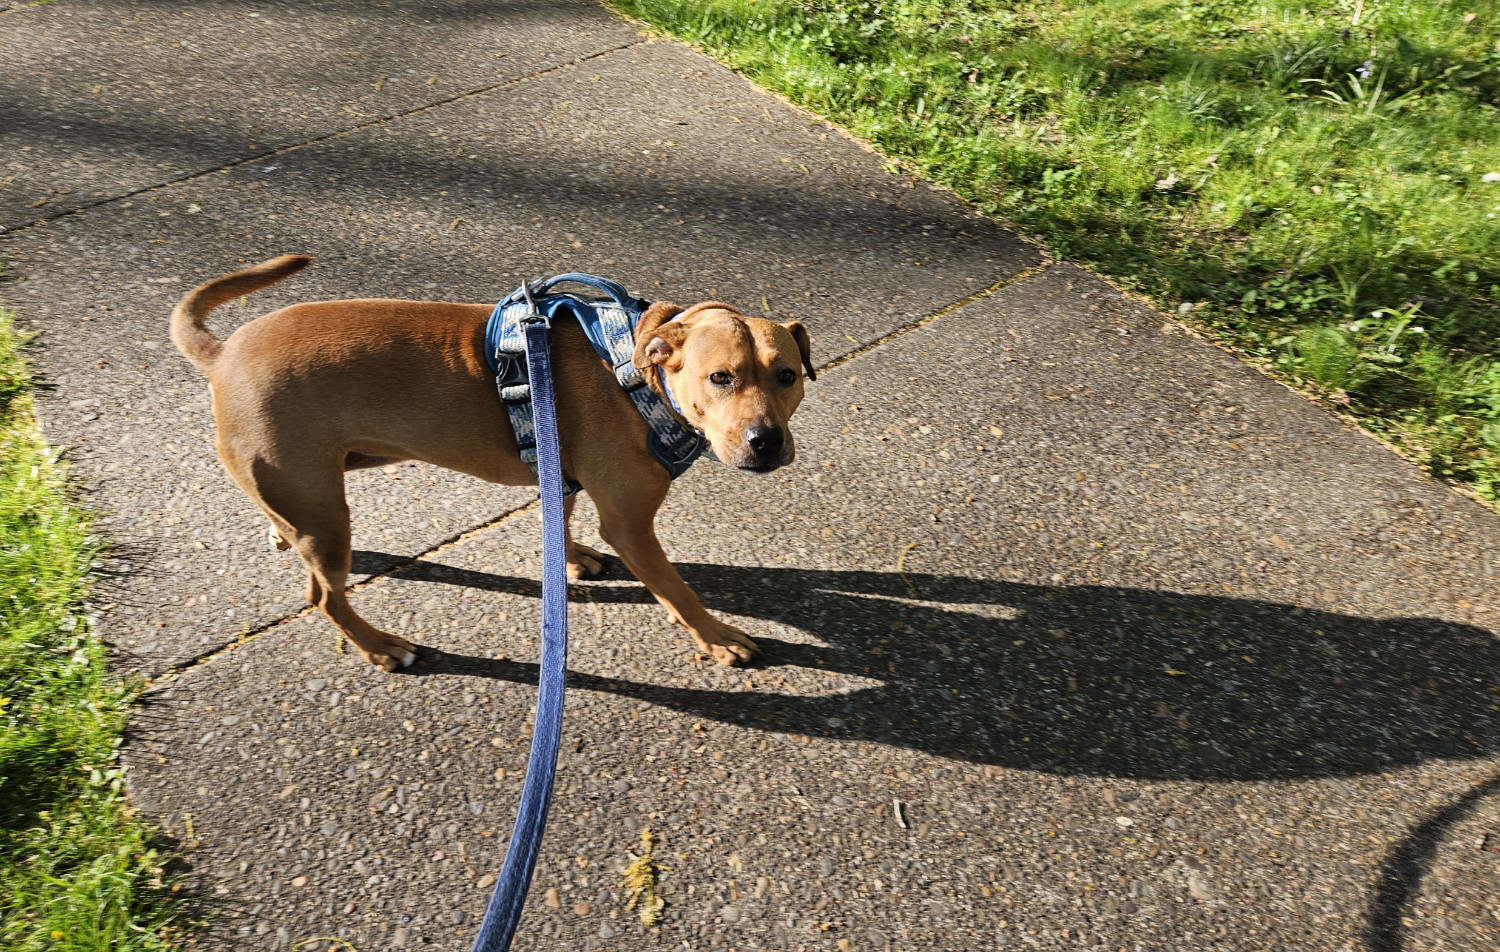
3, 2, 1498, 950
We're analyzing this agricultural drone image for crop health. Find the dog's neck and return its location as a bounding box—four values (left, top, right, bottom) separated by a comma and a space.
647, 311, 715, 458
650, 311, 694, 423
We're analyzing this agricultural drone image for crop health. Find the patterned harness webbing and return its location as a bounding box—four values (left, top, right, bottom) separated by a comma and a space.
484, 274, 710, 492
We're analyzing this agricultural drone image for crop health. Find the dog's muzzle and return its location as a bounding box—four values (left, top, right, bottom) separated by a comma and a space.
734, 424, 792, 473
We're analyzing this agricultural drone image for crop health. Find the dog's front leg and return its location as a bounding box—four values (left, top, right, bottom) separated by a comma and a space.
593, 485, 758, 666
564, 493, 608, 580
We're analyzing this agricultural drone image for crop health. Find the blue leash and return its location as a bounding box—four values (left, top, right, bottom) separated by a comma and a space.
471, 303, 570, 951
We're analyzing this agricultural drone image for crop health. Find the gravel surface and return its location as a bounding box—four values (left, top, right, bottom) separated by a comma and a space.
3, 2, 1497, 950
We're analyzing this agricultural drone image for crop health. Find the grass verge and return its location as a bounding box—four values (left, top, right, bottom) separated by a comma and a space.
611, 0, 1500, 499
0, 307, 182, 950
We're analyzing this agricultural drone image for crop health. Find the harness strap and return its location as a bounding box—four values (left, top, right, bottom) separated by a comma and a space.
471, 316, 570, 952
488, 295, 582, 496
486, 276, 709, 485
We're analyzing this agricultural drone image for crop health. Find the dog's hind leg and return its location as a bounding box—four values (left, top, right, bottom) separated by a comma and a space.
564, 493, 607, 580
231, 452, 416, 671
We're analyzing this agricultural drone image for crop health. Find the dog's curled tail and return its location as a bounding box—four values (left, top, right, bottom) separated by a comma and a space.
170, 254, 312, 373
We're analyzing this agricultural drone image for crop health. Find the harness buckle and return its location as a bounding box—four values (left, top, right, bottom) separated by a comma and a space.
493, 351, 529, 394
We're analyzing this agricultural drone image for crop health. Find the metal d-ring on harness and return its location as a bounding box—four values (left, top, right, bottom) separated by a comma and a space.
471, 274, 709, 951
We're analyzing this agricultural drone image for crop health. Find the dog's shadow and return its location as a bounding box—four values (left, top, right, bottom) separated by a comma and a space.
353, 550, 1500, 782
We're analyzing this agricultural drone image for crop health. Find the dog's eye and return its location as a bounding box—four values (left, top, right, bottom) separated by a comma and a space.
709, 371, 732, 386
776, 368, 797, 386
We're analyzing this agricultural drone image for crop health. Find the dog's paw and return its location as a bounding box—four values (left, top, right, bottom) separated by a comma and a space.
267, 525, 292, 551
355, 633, 417, 672
692, 620, 759, 667
567, 542, 608, 580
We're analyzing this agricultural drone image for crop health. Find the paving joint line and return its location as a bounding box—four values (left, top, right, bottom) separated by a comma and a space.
146, 497, 541, 686
0, 39, 647, 238
816, 259, 1055, 375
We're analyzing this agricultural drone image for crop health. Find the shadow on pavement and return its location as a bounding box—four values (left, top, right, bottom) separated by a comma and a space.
0, 78, 998, 268
1366, 771, 1500, 952
353, 551, 1500, 783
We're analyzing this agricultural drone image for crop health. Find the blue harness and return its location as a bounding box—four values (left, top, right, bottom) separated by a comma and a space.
484, 274, 710, 492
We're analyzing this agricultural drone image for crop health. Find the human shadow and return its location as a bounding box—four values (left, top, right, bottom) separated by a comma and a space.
352, 551, 1500, 782
1367, 771, 1500, 952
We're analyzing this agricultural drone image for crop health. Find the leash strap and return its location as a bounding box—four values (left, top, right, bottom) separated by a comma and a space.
471, 315, 570, 952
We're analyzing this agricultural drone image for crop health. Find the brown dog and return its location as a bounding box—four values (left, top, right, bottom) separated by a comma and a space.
170, 255, 814, 670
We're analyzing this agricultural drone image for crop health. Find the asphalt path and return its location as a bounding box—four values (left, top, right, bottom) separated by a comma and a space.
3, 2, 1497, 950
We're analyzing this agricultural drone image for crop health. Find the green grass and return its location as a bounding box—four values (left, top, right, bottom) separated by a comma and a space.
0, 309, 183, 950
610, 0, 1500, 498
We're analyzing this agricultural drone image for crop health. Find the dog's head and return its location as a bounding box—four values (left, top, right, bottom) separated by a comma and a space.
632, 301, 815, 473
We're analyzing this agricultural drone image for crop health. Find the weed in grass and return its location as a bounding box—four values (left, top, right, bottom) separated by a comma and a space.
0, 308, 184, 950
611, 0, 1500, 499
1290, 325, 1370, 394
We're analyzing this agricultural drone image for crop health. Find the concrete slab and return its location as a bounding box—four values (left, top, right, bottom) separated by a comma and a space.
0, 0, 641, 231
1, 39, 1037, 673
126, 265, 1500, 950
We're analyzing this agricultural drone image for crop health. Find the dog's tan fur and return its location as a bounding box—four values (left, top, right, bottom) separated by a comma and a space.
171, 255, 814, 670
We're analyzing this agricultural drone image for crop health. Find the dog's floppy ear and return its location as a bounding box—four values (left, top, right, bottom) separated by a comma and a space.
633, 302, 687, 371
783, 321, 816, 382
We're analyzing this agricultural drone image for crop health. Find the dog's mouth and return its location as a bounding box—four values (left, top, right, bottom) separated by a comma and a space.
731, 449, 794, 474
716, 432, 795, 474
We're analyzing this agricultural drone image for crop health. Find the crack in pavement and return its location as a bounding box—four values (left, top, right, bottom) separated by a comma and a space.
818, 260, 1055, 374
0, 39, 647, 238
146, 499, 540, 687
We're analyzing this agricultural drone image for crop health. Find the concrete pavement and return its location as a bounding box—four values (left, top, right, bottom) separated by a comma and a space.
1, 0, 639, 229
4, 30, 1035, 674
3, 2, 1497, 950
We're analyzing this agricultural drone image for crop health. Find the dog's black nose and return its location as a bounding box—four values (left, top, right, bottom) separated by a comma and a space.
745, 425, 784, 456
